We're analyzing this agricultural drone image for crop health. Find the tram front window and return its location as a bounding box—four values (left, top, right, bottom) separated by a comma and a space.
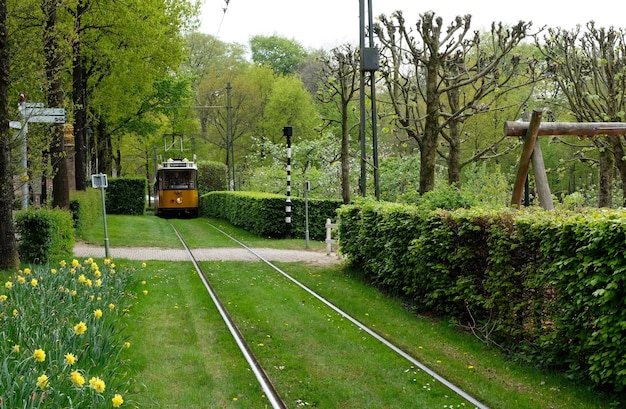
168, 171, 190, 188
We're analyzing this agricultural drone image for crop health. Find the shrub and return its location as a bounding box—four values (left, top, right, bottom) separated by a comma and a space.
337, 202, 626, 391
197, 161, 228, 195
15, 209, 74, 264
70, 189, 102, 238
104, 178, 146, 215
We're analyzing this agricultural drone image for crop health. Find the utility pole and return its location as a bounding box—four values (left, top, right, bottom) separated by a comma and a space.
358, 0, 380, 199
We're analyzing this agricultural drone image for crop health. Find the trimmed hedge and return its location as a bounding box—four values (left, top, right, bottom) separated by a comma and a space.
200, 191, 341, 240
197, 160, 228, 195
15, 209, 74, 264
104, 178, 147, 215
69, 188, 102, 238
337, 200, 626, 391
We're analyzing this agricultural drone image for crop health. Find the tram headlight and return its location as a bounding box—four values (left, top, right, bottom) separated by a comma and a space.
176, 197, 183, 204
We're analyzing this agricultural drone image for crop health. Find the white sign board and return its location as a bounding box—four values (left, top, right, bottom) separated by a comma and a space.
27, 115, 66, 124
91, 173, 108, 189
21, 107, 66, 117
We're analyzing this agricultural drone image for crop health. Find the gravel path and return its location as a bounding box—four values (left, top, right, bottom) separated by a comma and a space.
73, 243, 342, 265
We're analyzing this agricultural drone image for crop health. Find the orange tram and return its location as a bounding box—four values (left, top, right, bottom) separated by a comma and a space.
154, 158, 198, 218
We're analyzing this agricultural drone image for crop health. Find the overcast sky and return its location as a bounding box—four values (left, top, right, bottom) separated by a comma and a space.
199, 0, 626, 50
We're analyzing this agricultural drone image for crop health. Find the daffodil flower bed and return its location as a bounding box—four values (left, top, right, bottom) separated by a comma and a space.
0, 258, 137, 408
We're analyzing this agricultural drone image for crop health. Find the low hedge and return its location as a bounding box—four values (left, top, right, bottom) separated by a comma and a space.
15, 208, 74, 264
104, 178, 147, 215
70, 188, 102, 238
337, 200, 626, 392
200, 191, 341, 240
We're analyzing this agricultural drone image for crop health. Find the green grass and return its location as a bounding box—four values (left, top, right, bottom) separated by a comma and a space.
120, 257, 622, 408
3, 214, 623, 408
82, 214, 326, 251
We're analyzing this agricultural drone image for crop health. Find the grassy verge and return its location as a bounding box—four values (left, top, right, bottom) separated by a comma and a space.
81, 215, 326, 251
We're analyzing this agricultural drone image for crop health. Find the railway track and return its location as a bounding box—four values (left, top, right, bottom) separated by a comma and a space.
170, 221, 489, 409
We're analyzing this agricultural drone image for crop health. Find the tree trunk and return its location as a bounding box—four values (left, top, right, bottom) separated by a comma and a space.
0, 0, 19, 269
72, 1, 87, 190
43, 0, 69, 209
598, 138, 614, 207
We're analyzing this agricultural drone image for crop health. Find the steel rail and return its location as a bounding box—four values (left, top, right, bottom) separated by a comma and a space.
170, 223, 287, 409
206, 221, 489, 409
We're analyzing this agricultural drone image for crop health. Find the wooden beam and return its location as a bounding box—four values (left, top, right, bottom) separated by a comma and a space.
511, 109, 543, 208
504, 121, 626, 137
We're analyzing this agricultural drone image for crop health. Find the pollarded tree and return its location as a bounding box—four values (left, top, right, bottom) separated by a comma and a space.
376, 11, 534, 193
317, 44, 360, 204
537, 23, 626, 207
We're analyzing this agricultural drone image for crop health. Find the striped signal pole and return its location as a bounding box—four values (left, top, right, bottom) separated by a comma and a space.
283, 126, 293, 239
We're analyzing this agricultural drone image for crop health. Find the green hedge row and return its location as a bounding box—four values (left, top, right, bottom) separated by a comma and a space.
200, 191, 341, 240
15, 209, 74, 264
69, 188, 102, 238
337, 200, 626, 391
104, 178, 147, 215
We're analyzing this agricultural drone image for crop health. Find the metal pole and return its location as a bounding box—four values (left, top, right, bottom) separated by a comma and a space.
20, 121, 28, 210
99, 174, 110, 258
283, 127, 293, 239
226, 82, 234, 190
359, 0, 367, 197
367, 0, 380, 200
304, 181, 310, 249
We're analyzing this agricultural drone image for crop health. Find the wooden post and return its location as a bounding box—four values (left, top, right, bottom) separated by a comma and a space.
504, 121, 626, 137
530, 139, 554, 210
511, 109, 543, 208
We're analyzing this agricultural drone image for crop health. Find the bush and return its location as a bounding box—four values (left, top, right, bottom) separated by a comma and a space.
104, 178, 146, 215
200, 191, 341, 240
337, 202, 626, 391
197, 161, 228, 195
15, 209, 75, 264
70, 189, 102, 239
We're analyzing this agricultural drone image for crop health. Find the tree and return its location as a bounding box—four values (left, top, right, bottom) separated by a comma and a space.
537, 23, 626, 207
317, 44, 360, 204
0, 0, 19, 269
376, 11, 533, 193
250, 35, 307, 76
42, 0, 69, 208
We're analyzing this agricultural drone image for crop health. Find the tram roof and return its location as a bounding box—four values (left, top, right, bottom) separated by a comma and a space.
158, 158, 197, 170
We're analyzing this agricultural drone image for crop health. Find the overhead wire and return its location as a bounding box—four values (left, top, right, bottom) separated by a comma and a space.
215, 0, 230, 37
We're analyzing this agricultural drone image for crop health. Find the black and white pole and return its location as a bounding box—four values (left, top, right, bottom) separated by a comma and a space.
283, 126, 293, 239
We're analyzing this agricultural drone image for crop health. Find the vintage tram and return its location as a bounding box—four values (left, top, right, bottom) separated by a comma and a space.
154, 158, 198, 218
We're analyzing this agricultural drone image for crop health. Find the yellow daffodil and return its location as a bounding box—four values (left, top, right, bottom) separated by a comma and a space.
50, 268, 57, 274
73, 321, 87, 335
70, 370, 85, 387
112, 394, 124, 407
141, 262, 147, 268
23, 268, 31, 275
109, 303, 115, 310
64, 352, 77, 365
17, 275, 25, 284
31, 278, 38, 287
89, 376, 106, 393
78, 274, 86, 283
94, 309, 103, 319
36, 374, 49, 389
60, 260, 67, 267
4, 281, 12, 289
33, 348, 46, 362
0, 295, 7, 302
71, 259, 79, 267
12, 344, 19, 353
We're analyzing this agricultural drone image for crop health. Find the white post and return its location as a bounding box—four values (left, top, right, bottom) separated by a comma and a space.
20, 121, 28, 210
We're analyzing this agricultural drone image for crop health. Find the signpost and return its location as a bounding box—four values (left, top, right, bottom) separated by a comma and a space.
16, 102, 67, 209
91, 173, 110, 258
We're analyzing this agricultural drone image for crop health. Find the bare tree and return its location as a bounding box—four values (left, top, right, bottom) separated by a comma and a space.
0, 0, 19, 269
376, 11, 534, 193
317, 44, 360, 204
537, 23, 626, 207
